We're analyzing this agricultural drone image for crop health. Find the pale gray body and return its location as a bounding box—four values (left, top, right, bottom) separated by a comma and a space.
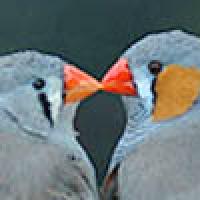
0, 51, 99, 200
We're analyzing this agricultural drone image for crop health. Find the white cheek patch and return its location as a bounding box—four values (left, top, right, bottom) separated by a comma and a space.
46, 77, 62, 124
49, 92, 62, 123
133, 65, 154, 113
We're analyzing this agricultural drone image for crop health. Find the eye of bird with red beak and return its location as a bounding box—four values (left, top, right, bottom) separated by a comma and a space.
148, 60, 163, 76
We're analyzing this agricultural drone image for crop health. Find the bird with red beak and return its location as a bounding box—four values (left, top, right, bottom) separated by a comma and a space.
102, 30, 200, 200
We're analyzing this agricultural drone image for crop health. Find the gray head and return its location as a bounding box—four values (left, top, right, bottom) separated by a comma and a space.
0, 51, 79, 140
122, 30, 200, 139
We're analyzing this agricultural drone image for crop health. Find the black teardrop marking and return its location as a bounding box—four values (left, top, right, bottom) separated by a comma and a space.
149, 60, 163, 113
38, 92, 54, 128
151, 78, 158, 113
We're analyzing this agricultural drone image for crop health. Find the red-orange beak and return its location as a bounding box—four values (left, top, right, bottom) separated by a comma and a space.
64, 58, 137, 104
101, 58, 137, 96
64, 64, 102, 104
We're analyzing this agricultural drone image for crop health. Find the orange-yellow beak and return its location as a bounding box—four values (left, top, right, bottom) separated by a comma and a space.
64, 64, 102, 104
101, 58, 137, 96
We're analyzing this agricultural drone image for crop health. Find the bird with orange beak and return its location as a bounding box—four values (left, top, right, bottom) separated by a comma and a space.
0, 51, 100, 200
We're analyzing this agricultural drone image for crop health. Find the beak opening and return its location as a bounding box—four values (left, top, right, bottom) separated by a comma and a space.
64, 64, 102, 104
63, 59, 138, 104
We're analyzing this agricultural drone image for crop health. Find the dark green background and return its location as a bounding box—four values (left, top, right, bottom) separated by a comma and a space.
0, 0, 200, 185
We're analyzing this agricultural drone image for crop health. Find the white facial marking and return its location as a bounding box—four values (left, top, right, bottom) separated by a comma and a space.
46, 76, 62, 124
134, 65, 154, 113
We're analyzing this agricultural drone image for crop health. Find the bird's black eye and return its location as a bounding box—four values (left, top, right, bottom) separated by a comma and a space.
148, 60, 163, 76
32, 78, 46, 90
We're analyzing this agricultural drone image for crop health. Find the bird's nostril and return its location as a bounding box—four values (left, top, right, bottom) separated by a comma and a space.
148, 60, 163, 76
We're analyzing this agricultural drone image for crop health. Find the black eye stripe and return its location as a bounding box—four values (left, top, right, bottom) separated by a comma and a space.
38, 92, 54, 128
32, 78, 46, 90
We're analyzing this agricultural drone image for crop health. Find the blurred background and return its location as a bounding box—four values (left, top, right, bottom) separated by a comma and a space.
0, 0, 200, 185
